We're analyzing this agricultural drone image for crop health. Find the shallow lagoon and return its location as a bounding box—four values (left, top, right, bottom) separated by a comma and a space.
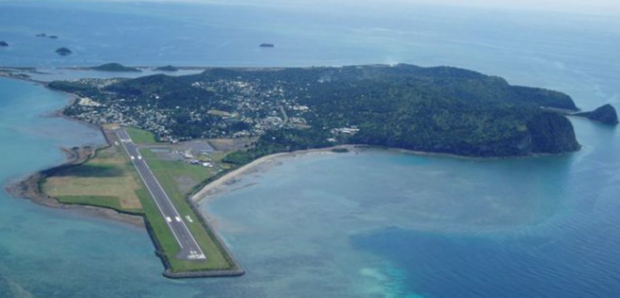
0, 1, 619, 297
203, 116, 620, 297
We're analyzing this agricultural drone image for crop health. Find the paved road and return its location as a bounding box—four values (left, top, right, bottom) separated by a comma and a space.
115, 128, 206, 260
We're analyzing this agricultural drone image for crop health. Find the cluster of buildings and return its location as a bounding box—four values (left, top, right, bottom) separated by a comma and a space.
63, 76, 356, 144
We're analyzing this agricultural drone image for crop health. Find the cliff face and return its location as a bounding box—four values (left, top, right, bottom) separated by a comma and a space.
575, 104, 619, 125
527, 111, 581, 154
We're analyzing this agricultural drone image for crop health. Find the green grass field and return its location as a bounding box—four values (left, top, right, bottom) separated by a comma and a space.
43, 142, 145, 212
139, 149, 235, 271
56, 195, 143, 215
126, 127, 158, 144
43, 129, 237, 273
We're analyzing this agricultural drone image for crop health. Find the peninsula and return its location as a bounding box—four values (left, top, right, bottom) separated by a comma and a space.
50, 64, 581, 162
15, 63, 585, 279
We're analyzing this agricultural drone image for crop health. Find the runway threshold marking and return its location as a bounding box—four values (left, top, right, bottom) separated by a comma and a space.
116, 129, 185, 249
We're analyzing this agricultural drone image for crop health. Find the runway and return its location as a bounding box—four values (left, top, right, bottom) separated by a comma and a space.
115, 128, 206, 260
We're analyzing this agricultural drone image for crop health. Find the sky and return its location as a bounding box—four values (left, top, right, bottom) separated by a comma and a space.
163, 0, 619, 16
414, 0, 620, 16
2, 0, 619, 16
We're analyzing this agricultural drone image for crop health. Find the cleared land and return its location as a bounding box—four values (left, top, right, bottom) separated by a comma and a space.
43, 134, 144, 214
42, 127, 240, 273
126, 127, 158, 144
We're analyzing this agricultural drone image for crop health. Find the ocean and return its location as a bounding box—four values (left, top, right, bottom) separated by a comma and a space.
1, 1, 619, 297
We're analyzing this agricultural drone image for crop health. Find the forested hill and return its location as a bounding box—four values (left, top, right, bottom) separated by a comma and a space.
50, 64, 581, 159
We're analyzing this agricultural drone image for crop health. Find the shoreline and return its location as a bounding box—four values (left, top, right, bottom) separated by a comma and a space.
2, 68, 580, 279
4, 145, 145, 228
1, 73, 145, 227
192, 146, 362, 205
190, 143, 572, 206
1, 73, 247, 278
2, 69, 576, 222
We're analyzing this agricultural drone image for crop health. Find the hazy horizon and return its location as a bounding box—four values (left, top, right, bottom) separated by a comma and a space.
5, 0, 617, 16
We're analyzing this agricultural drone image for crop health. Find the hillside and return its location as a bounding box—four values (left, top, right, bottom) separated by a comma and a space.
49, 64, 581, 159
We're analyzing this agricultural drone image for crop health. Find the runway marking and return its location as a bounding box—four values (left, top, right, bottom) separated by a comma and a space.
166, 217, 172, 223
188, 250, 207, 260
116, 128, 206, 260
117, 129, 184, 249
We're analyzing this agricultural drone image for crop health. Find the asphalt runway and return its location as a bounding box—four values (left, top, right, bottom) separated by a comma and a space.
115, 128, 206, 260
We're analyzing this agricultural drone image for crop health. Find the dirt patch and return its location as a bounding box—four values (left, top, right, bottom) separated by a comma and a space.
175, 175, 197, 194
207, 137, 256, 151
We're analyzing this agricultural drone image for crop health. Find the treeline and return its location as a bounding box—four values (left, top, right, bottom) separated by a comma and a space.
220, 65, 580, 161
50, 64, 581, 161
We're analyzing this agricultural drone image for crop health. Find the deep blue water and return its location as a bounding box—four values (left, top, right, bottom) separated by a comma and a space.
1, 1, 618, 110
1, 1, 619, 297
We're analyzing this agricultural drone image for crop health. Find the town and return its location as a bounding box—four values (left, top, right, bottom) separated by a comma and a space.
58, 76, 325, 143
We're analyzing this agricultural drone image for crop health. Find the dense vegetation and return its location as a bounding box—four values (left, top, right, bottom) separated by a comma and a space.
51, 64, 581, 161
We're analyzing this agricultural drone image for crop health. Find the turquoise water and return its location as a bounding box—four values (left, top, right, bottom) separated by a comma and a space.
1, 1, 619, 297
204, 117, 620, 297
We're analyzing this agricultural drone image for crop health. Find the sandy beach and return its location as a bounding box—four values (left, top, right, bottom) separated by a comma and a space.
191, 146, 359, 204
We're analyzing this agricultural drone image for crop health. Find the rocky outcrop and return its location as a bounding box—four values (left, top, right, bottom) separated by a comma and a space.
55, 47, 72, 56
575, 104, 618, 125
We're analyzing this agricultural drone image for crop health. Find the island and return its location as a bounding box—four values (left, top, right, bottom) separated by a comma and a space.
50, 64, 581, 160
0, 41, 8, 47
574, 104, 618, 125
154, 65, 179, 72
55, 47, 72, 56
90, 63, 142, 72
35, 33, 59, 39
259, 43, 275, 48
20, 63, 583, 278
